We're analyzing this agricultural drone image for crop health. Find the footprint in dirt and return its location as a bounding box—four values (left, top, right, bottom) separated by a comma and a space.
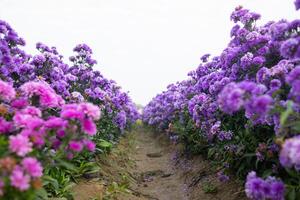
146, 152, 163, 158
139, 170, 173, 183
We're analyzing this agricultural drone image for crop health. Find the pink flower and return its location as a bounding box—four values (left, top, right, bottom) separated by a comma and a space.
61, 104, 84, 120
20, 129, 45, 148
61, 103, 100, 121
56, 129, 66, 138
11, 98, 28, 109
84, 140, 96, 152
20, 81, 63, 107
21, 106, 42, 117
0, 179, 4, 196
69, 141, 83, 152
79, 103, 101, 120
66, 152, 74, 160
21, 157, 43, 178
82, 118, 97, 135
9, 134, 33, 157
13, 113, 44, 130
45, 117, 67, 129
0, 80, 16, 102
0, 117, 12, 134
10, 166, 30, 191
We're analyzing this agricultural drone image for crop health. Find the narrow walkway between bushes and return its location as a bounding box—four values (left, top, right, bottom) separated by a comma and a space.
73, 127, 246, 200
127, 128, 187, 200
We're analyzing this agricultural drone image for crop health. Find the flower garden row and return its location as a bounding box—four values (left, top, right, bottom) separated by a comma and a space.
143, 2, 300, 200
0, 19, 139, 199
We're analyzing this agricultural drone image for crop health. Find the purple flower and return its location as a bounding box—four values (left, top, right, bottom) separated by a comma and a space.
217, 171, 230, 182
45, 117, 67, 129
9, 134, 33, 157
69, 141, 83, 152
81, 118, 97, 136
280, 38, 299, 59
251, 95, 273, 115
217, 131, 233, 141
245, 171, 284, 200
218, 82, 244, 114
295, 0, 300, 10
10, 166, 31, 191
0, 117, 13, 134
84, 140, 96, 152
22, 157, 43, 178
20, 81, 64, 107
280, 136, 300, 169
0, 80, 16, 102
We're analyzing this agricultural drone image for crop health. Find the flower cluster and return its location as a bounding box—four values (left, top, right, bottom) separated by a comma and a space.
0, 18, 138, 198
245, 172, 284, 200
143, 3, 300, 199
0, 80, 101, 196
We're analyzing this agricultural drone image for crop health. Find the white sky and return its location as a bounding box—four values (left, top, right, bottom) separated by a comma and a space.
0, 0, 298, 105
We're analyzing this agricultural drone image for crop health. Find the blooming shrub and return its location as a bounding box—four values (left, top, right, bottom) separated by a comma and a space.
143, 2, 300, 199
0, 18, 138, 199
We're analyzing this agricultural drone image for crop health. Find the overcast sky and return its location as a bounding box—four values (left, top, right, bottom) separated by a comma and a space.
0, 0, 298, 105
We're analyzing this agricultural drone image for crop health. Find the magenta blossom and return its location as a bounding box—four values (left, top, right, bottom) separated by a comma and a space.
0, 179, 3, 196
9, 134, 33, 157
22, 157, 43, 178
20, 81, 64, 107
69, 141, 83, 152
0, 80, 16, 102
10, 166, 31, 191
82, 118, 97, 135
84, 140, 96, 152
0, 117, 13, 134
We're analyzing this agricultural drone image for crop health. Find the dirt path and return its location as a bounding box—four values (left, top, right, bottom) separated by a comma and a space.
73, 127, 246, 200
128, 130, 187, 200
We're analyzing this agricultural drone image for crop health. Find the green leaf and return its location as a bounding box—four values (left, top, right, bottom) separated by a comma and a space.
287, 188, 296, 200
35, 188, 49, 200
56, 159, 76, 171
291, 121, 300, 132
98, 139, 113, 148
280, 101, 293, 126
207, 148, 215, 159
43, 175, 59, 190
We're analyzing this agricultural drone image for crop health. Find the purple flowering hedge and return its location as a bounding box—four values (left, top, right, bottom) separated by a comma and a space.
143, 2, 300, 200
0, 19, 139, 198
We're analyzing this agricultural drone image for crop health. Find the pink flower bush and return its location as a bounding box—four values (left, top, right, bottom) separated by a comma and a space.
84, 140, 96, 152
20, 81, 64, 107
10, 167, 31, 191
21, 157, 43, 178
0, 117, 13, 134
0, 179, 4, 196
69, 140, 83, 152
82, 118, 97, 135
9, 134, 33, 157
0, 80, 16, 102
0, 17, 138, 198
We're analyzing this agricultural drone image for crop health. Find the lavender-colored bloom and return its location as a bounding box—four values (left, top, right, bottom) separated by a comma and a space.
245, 171, 284, 200
270, 79, 282, 90
280, 136, 300, 169
217, 131, 233, 141
251, 95, 273, 115
218, 82, 244, 114
200, 54, 210, 62
217, 171, 230, 182
295, 0, 300, 10
280, 38, 299, 59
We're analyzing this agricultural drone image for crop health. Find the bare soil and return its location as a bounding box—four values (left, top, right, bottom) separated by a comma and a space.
73, 127, 247, 200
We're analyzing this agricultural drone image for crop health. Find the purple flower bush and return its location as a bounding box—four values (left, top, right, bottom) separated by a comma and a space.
0, 18, 138, 198
143, 2, 300, 199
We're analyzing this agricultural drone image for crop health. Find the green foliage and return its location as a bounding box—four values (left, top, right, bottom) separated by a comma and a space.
202, 181, 218, 194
